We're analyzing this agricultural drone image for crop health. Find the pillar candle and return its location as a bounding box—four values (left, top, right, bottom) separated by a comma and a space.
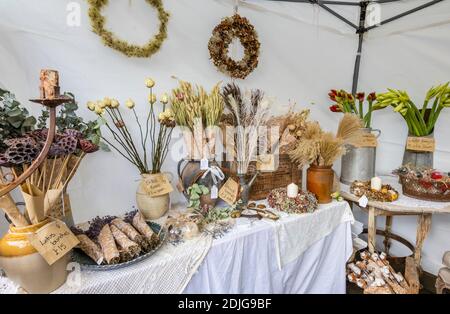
371, 176, 382, 191
287, 183, 299, 198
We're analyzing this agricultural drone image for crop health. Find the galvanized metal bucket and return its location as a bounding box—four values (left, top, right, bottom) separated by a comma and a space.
402, 132, 434, 168
340, 128, 381, 185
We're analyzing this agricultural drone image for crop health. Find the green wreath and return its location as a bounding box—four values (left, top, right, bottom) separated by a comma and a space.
88, 0, 169, 58
208, 14, 260, 79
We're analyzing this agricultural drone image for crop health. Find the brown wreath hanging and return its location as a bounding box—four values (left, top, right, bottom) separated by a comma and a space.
87, 0, 169, 58
208, 14, 260, 79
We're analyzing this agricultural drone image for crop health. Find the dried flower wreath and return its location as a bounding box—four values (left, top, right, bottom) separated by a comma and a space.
87, 0, 169, 58
208, 14, 260, 79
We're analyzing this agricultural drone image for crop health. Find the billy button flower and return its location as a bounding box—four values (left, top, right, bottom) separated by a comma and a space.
160, 93, 169, 105
148, 93, 157, 104
145, 78, 155, 88
125, 98, 135, 109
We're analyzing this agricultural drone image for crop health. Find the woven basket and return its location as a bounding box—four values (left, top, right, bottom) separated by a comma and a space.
222, 154, 302, 201
400, 175, 450, 202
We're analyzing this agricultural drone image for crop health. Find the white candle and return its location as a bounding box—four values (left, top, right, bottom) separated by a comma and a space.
287, 183, 299, 198
371, 176, 382, 191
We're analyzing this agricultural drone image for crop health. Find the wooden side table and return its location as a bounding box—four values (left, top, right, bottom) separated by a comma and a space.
341, 176, 450, 268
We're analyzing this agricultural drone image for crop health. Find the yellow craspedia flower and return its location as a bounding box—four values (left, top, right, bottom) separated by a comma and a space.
145, 78, 155, 88
148, 93, 157, 104
160, 93, 169, 105
125, 98, 135, 109
111, 99, 120, 108
87, 101, 96, 111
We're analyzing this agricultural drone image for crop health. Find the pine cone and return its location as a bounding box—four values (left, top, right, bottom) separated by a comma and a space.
4, 137, 41, 165
78, 139, 99, 154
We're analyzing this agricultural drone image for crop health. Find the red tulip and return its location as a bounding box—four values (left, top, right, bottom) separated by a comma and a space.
329, 104, 341, 112
356, 92, 365, 102
328, 89, 337, 101
367, 92, 377, 102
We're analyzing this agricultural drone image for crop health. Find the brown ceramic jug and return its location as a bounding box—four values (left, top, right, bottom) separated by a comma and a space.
307, 165, 334, 204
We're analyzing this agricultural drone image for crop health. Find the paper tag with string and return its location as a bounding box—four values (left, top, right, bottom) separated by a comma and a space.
211, 185, 218, 200
200, 158, 209, 171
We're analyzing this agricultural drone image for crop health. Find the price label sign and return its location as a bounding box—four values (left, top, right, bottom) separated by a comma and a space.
355, 133, 378, 148
143, 173, 173, 197
406, 136, 435, 152
219, 178, 240, 205
28, 220, 79, 265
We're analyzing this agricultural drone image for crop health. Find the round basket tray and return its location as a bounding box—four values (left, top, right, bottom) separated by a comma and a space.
400, 175, 450, 202
72, 222, 166, 271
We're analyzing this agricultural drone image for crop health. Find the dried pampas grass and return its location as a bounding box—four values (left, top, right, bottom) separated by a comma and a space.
336, 113, 364, 146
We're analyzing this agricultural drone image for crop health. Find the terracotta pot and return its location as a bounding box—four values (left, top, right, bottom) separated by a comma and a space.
307, 165, 334, 204
0, 219, 70, 293
136, 173, 171, 220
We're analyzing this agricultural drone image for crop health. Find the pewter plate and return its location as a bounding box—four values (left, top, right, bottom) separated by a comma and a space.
72, 222, 166, 271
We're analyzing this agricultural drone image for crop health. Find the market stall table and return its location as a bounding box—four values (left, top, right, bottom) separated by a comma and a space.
341, 175, 450, 268
0, 201, 354, 294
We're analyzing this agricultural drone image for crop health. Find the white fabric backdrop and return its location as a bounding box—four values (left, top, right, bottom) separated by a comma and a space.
0, 0, 449, 274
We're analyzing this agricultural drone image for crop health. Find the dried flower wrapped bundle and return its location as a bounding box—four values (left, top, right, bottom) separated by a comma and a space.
127, 210, 159, 250
71, 227, 104, 265
110, 224, 141, 262
111, 217, 147, 250
98, 224, 120, 265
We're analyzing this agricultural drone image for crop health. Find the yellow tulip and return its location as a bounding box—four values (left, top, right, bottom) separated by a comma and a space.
87, 101, 96, 111
103, 97, 112, 107
94, 105, 104, 115
98, 100, 107, 109
125, 99, 135, 109
145, 78, 155, 88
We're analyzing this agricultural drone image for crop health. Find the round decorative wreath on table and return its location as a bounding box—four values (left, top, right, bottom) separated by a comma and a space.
208, 14, 260, 79
87, 0, 169, 58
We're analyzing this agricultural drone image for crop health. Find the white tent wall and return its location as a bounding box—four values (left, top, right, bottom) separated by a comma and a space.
0, 0, 449, 275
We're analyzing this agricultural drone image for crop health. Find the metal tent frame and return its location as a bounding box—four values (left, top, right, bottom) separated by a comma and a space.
262, 0, 445, 93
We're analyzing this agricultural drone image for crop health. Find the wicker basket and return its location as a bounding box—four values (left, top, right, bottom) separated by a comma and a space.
222, 154, 302, 201
400, 175, 450, 202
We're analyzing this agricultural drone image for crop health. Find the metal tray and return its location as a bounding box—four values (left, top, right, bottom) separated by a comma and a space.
72, 222, 166, 271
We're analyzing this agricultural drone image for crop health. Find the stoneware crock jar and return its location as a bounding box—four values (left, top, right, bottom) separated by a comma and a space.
0, 219, 70, 293
136, 173, 172, 220
307, 165, 334, 204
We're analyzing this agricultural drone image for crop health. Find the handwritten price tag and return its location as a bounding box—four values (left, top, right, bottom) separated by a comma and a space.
28, 220, 79, 265
219, 178, 240, 205
355, 133, 378, 148
143, 173, 173, 197
406, 136, 435, 152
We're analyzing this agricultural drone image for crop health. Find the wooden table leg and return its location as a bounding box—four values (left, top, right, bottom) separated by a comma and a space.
414, 214, 432, 267
384, 215, 393, 255
368, 206, 377, 253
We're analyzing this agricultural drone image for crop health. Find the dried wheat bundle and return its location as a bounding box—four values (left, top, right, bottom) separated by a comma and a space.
289, 114, 363, 167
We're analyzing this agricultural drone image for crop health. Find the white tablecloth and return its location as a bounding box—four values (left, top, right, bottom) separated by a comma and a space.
1, 201, 353, 294
184, 201, 354, 294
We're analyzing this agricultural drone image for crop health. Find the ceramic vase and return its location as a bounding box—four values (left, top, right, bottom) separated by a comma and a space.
0, 219, 70, 293
136, 173, 171, 220
307, 165, 334, 204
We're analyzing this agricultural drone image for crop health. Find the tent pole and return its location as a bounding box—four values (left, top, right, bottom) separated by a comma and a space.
352, 1, 368, 94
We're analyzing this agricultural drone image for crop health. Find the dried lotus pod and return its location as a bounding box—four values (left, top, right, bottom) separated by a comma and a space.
64, 129, 83, 139
48, 142, 67, 157
4, 137, 41, 165
0, 154, 12, 167
27, 128, 49, 142
78, 139, 99, 153
54, 135, 78, 155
